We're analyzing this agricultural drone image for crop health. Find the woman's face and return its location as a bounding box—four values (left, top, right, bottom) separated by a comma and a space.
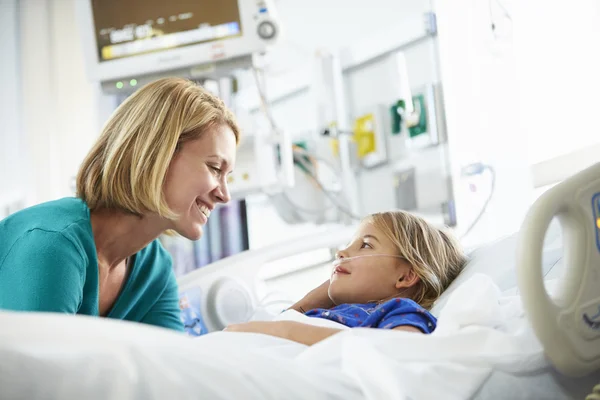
163, 124, 236, 240
328, 222, 412, 305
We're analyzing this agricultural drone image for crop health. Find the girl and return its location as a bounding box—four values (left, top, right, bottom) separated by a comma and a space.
226, 211, 467, 344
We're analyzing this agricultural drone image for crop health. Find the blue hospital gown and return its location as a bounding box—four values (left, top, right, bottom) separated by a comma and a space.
305, 297, 437, 333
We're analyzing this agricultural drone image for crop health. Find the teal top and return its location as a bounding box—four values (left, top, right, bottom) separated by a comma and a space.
0, 197, 184, 332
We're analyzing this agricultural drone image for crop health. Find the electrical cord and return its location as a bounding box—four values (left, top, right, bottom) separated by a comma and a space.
273, 150, 361, 221
460, 163, 496, 239
252, 66, 280, 134
273, 150, 345, 216
253, 66, 326, 215
292, 147, 362, 220
296, 160, 362, 221
292, 145, 343, 179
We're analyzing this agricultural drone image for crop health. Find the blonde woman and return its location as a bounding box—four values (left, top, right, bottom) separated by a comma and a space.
0, 78, 239, 331
226, 211, 467, 344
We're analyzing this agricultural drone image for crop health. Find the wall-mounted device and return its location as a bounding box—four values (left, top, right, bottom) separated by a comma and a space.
76, 0, 281, 92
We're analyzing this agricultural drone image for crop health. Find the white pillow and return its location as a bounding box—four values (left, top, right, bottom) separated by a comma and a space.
430, 220, 563, 317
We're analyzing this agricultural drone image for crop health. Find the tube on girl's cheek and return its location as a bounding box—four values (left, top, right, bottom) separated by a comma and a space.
332, 254, 405, 267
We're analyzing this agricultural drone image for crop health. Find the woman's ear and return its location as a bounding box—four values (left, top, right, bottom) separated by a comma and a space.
395, 268, 420, 289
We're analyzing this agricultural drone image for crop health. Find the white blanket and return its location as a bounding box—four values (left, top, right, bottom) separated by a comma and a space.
0, 274, 549, 400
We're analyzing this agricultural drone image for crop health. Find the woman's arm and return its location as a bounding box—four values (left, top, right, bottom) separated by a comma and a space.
0, 230, 84, 313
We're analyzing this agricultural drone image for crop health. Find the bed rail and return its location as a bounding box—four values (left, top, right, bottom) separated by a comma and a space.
517, 161, 600, 377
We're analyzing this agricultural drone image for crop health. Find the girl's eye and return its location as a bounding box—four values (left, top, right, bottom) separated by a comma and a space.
360, 242, 372, 249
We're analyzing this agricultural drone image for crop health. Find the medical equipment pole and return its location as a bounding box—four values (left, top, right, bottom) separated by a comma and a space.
252, 66, 295, 190
329, 53, 361, 222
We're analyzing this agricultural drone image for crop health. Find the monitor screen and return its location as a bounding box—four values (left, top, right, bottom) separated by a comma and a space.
91, 0, 242, 62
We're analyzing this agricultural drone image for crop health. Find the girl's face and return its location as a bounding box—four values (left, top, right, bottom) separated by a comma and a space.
328, 221, 414, 305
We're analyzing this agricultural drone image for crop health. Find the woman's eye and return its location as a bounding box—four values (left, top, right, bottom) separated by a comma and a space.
360, 242, 372, 249
209, 165, 222, 177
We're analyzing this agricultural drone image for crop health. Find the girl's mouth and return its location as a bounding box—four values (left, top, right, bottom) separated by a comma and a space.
334, 266, 350, 274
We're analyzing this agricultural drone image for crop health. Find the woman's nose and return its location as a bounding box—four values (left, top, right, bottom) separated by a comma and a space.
213, 180, 231, 204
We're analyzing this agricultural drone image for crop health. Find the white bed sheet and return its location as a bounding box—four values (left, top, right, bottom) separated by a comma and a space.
1, 273, 572, 400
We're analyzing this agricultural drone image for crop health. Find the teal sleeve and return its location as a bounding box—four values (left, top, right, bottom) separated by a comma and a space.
0, 230, 84, 313
141, 267, 184, 332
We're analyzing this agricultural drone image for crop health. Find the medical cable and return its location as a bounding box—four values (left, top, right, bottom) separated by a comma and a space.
252, 66, 279, 134
269, 152, 337, 216
488, 0, 513, 40
250, 291, 295, 320
304, 169, 362, 221
460, 163, 496, 239
292, 145, 343, 180
333, 254, 405, 267
252, 65, 362, 222
275, 146, 362, 220
253, 66, 335, 217
277, 149, 338, 215
292, 148, 362, 221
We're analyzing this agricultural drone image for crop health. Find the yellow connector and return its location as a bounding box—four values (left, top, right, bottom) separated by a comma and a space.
353, 113, 376, 158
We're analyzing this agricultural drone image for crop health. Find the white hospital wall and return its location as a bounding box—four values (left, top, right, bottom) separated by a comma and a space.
427, 0, 532, 247
0, 0, 25, 214
513, 0, 600, 186
436, 0, 600, 247
18, 0, 99, 205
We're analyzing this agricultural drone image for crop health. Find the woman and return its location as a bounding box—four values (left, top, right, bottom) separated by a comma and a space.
226, 210, 467, 344
0, 77, 240, 331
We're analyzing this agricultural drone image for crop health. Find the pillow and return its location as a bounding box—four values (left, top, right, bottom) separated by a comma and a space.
430, 219, 563, 317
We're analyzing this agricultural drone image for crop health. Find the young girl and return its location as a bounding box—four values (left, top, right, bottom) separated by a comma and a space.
225, 210, 467, 345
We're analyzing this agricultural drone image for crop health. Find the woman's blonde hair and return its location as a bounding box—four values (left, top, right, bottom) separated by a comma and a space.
76, 77, 240, 218
364, 211, 467, 310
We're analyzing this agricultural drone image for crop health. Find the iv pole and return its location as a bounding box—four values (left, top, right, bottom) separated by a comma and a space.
326, 53, 361, 223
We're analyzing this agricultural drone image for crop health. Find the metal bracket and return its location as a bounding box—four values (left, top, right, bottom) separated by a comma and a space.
424, 12, 438, 36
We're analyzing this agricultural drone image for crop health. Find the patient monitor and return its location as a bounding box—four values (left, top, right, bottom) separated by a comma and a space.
76, 0, 280, 93
76, 0, 292, 198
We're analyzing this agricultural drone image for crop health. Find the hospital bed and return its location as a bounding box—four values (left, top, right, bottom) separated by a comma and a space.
1, 163, 600, 400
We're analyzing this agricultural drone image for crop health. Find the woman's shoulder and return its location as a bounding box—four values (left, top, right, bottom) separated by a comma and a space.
2, 197, 89, 232
0, 197, 93, 257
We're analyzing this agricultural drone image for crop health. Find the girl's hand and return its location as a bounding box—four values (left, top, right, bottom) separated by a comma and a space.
290, 280, 335, 313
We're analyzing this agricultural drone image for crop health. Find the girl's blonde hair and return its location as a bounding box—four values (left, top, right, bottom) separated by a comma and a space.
365, 211, 467, 310
76, 77, 240, 218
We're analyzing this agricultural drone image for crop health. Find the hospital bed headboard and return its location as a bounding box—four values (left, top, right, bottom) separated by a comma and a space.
517, 161, 600, 378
